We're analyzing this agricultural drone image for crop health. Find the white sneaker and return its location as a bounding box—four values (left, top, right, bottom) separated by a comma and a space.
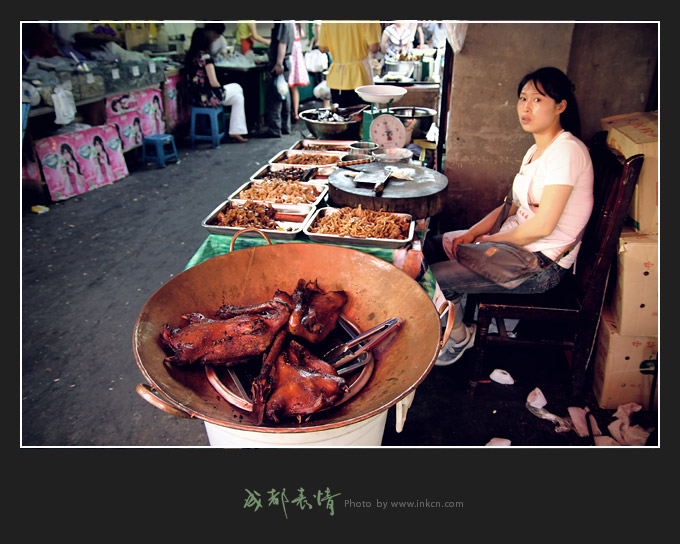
435, 324, 476, 366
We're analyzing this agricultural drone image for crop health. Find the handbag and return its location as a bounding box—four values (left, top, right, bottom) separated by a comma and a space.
456, 186, 583, 289
456, 240, 545, 289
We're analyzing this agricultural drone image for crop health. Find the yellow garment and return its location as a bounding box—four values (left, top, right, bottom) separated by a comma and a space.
318, 22, 382, 90
235, 21, 254, 41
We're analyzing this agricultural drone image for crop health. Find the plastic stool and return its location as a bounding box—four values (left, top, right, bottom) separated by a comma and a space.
141, 133, 179, 168
190, 106, 226, 148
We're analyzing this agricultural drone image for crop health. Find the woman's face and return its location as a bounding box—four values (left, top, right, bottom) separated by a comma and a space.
517, 80, 566, 136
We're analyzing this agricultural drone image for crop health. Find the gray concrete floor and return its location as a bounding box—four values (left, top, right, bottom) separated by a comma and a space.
21, 115, 657, 448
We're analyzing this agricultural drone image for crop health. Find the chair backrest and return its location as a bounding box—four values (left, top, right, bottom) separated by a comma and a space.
572, 132, 644, 313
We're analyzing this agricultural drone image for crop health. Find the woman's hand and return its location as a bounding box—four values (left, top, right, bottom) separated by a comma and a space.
450, 230, 477, 258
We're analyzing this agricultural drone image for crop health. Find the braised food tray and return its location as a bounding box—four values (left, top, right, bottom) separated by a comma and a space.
228, 180, 328, 207
304, 206, 415, 249
202, 199, 315, 239
269, 149, 346, 167
249, 162, 333, 183
289, 139, 358, 151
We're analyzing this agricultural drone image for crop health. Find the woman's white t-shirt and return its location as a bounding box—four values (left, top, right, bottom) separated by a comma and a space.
501, 131, 594, 269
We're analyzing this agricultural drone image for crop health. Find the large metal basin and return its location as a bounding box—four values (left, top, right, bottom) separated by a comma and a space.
299, 108, 362, 140
133, 242, 447, 434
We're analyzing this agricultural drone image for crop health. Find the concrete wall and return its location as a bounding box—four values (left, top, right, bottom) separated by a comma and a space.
440, 22, 658, 232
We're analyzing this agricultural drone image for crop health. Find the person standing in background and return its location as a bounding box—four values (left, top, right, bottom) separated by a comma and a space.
254, 21, 295, 138
317, 21, 382, 108
381, 21, 421, 59
235, 20, 271, 54
204, 22, 229, 60
288, 22, 310, 122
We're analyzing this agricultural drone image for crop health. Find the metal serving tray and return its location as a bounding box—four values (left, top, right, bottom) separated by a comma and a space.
202, 199, 315, 239
228, 180, 328, 207
303, 206, 415, 249
268, 149, 347, 167
249, 162, 333, 183
289, 139, 358, 151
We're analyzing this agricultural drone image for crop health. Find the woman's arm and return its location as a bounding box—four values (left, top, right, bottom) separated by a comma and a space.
478, 184, 573, 245
380, 31, 389, 55
205, 62, 222, 88
250, 23, 271, 46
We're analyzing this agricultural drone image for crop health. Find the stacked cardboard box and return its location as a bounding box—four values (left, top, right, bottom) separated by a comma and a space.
592, 308, 657, 410
593, 231, 659, 409
594, 112, 659, 410
601, 111, 658, 234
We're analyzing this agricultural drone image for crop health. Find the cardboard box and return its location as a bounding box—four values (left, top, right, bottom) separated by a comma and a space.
592, 307, 658, 410
601, 111, 658, 234
611, 227, 659, 337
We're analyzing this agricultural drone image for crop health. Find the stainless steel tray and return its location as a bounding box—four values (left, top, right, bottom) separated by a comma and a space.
249, 162, 333, 183
228, 180, 328, 207
268, 149, 346, 167
303, 206, 415, 249
289, 139, 358, 151
202, 199, 315, 239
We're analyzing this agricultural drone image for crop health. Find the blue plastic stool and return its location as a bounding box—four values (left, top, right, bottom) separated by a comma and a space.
141, 133, 179, 167
190, 106, 226, 148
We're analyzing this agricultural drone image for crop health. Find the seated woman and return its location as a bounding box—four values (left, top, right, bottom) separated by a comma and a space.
184, 26, 248, 143
425, 66, 594, 365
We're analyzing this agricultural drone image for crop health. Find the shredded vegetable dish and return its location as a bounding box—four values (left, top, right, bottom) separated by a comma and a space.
237, 180, 321, 204
309, 206, 410, 240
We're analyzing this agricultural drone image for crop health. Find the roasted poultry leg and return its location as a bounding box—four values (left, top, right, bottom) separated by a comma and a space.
251, 328, 288, 425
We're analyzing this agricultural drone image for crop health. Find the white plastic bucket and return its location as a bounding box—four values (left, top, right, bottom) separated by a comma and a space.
203, 410, 388, 447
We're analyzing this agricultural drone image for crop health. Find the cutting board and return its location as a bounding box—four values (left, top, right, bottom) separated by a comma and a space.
328, 163, 449, 219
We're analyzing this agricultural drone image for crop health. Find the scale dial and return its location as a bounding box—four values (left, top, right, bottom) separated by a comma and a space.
369, 114, 407, 148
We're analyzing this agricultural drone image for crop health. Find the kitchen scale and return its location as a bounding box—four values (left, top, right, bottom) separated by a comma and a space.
355, 85, 413, 148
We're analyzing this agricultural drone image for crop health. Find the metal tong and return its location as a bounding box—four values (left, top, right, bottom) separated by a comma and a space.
324, 317, 403, 375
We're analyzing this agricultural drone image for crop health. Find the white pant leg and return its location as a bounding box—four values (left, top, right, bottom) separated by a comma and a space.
221, 83, 247, 135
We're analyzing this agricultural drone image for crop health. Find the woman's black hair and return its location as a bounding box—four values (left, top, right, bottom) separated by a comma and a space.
517, 67, 582, 139
184, 27, 214, 71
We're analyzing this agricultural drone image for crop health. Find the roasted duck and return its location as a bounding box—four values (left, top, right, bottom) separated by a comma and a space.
288, 279, 348, 343
161, 291, 293, 366
263, 339, 348, 423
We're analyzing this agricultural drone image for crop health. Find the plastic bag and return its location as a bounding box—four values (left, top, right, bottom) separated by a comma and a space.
313, 80, 331, 101
51, 85, 76, 125
275, 74, 289, 100
304, 48, 329, 72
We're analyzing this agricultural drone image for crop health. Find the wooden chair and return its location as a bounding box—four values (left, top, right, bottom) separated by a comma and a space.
466, 133, 644, 398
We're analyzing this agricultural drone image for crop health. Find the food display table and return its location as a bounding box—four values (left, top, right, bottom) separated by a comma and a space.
185, 232, 438, 299
327, 162, 448, 220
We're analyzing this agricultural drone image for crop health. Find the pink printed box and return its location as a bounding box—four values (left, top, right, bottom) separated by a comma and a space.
105, 91, 140, 117
105, 88, 166, 140
163, 74, 190, 131
34, 125, 129, 201
109, 110, 143, 150
136, 88, 166, 136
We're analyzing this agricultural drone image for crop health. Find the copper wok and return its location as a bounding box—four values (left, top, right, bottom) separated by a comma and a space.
133, 231, 452, 433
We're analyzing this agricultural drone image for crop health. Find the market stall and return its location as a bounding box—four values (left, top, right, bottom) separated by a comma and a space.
133, 115, 454, 446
